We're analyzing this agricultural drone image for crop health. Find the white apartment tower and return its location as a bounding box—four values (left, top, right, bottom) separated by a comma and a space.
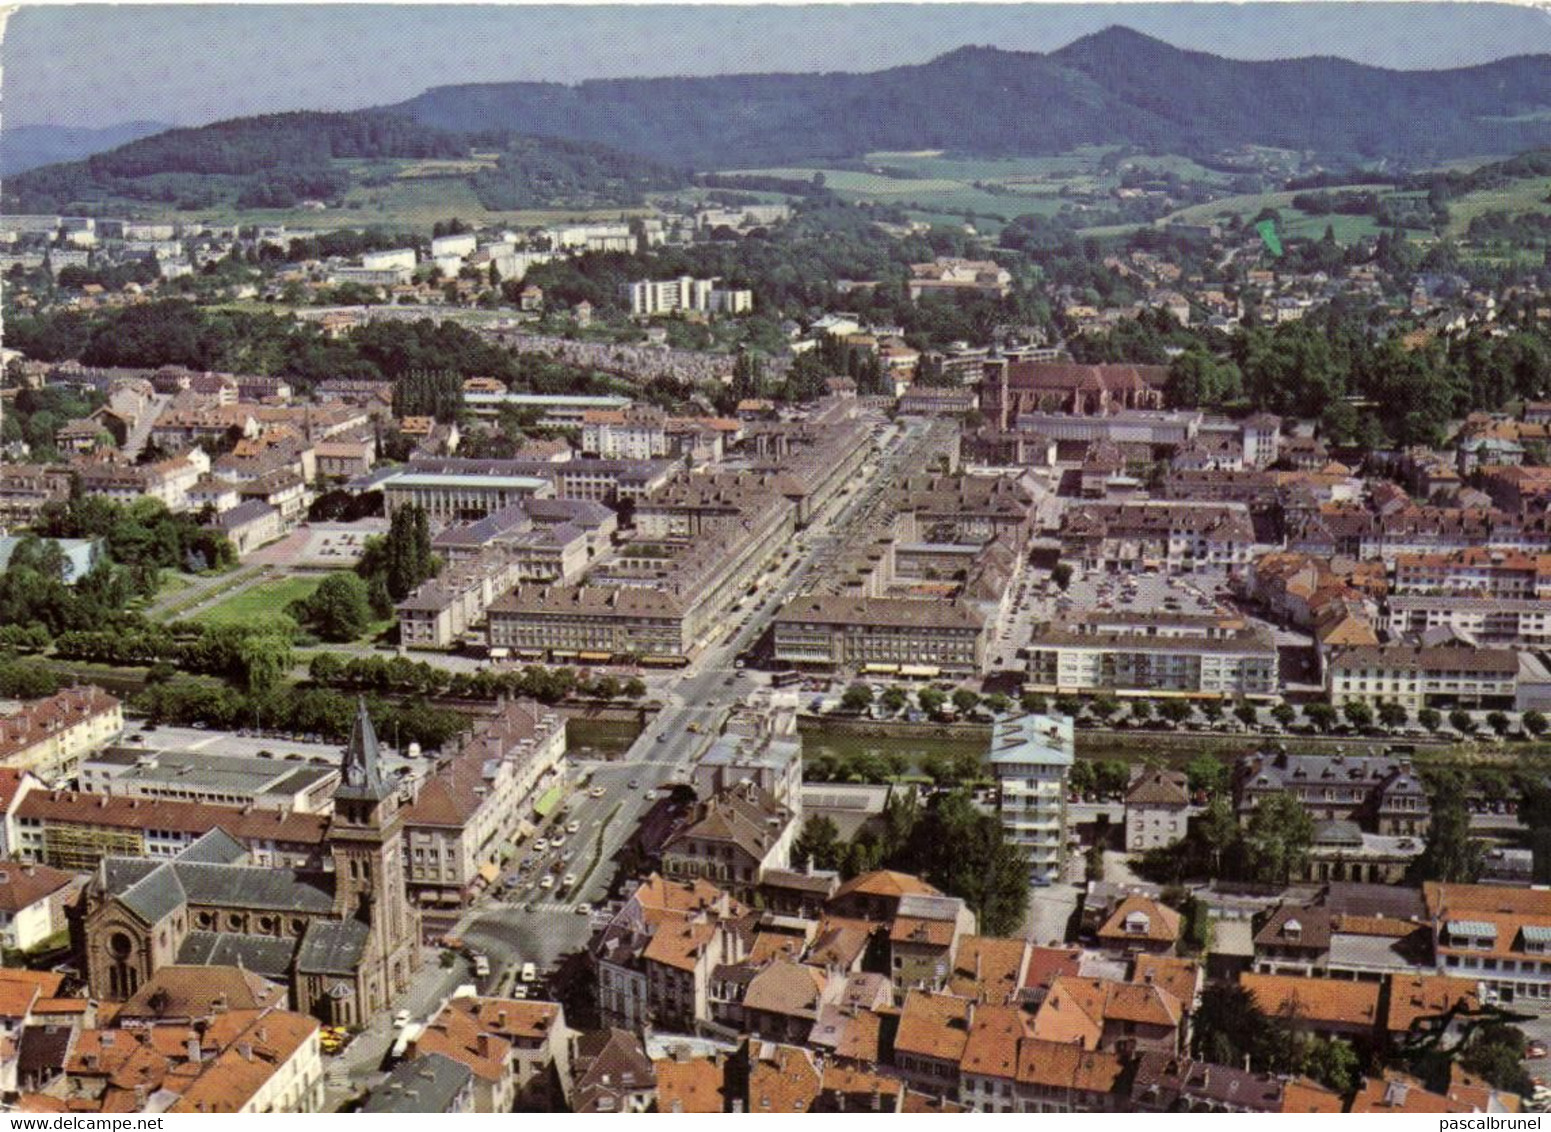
988, 713, 1074, 884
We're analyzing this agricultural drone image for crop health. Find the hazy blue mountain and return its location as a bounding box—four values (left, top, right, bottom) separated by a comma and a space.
2, 111, 686, 215
0, 120, 171, 175
10, 27, 1551, 211
387, 27, 1551, 166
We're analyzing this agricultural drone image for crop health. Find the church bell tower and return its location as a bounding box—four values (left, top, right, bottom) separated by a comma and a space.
329, 699, 420, 1007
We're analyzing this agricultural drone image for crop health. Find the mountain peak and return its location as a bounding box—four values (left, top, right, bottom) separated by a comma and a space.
1053, 25, 1182, 58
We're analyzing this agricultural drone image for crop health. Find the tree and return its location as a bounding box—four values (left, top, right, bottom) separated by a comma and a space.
1159, 699, 1192, 724
952, 689, 981, 716
984, 693, 1011, 715
1165, 348, 1243, 409
235, 632, 292, 696
1129, 699, 1155, 724
1450, 709, 1477, 735
1342, 700, 1374, 729
949, 749, 984, 786
372, 503, 438, 601
1459, 1021, 1535, 1097
1305, 703, 1338, 732
1020, 692, 1048, 714
840, 683, 874, 713
1271, 702, 1297, 728
1487, 711, 1512, 735
1094, 760, 1131, 800
1300, 1037, 1361, 1096
1198, 795, 1241, 878
894, 790, 1029, 935
918, 688, 947, 717
1411, 792, 1484, 884
792, 815, 843, 871
309, 651, 345, 686
1068, 760, 1096, 799
880, 687, 909, 714
1525, 710, 1549, 737
1244, 794, 1314, 885
1090, 695, 1121, 722
1185, 755, 1227, 799
1193, 983, 1282, 1067
1419, 707, 1443, 733
1235, 701, 1259, 727
1378, 701, 1409, 730
290, 572, 372, 642
1051, 563, 1073, 590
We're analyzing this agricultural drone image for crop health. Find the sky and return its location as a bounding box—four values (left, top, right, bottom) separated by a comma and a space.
5, 2, 1551, 130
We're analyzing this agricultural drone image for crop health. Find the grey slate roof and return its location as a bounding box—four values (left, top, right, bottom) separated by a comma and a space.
101, 857, 160, 892
170, 862, 335, 914
177, 827, 248, 866
176, 931, 296, 981
117, 864, 187, 927
296, 917, 369, 976
361, 1053, 472, 1114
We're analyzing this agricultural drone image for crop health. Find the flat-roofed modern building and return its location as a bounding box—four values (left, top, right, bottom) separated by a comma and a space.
380, 471, 554, 524
988, 714, 1074, 884
464, 392, 631, 426
80, 746, 340, 813
1027, 611, 1278, 699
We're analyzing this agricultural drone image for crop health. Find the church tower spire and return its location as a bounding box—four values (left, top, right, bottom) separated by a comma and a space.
327, 698, 419, 1014
338, 697, 388, 803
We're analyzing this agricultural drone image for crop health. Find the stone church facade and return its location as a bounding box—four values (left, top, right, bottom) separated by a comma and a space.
73, 701, 421, 1027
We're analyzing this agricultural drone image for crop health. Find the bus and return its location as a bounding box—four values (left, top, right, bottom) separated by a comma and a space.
641, 654, 690, 669
771, 670, 803, 688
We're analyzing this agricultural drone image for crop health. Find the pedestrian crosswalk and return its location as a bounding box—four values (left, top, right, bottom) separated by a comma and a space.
502, 900, 573, 914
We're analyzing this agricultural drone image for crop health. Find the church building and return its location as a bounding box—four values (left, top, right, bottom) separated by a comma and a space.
73, 701, 421, 1026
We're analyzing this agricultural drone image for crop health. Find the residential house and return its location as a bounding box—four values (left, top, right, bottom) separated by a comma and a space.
1096, 897, 1181, 957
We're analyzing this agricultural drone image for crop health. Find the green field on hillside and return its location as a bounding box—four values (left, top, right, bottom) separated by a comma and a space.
1446, 175, 1551, 236
712, 147, 1217, 226
80, 156, 657, 233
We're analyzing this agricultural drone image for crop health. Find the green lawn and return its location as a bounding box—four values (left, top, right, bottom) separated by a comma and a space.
193, 575, 321, 628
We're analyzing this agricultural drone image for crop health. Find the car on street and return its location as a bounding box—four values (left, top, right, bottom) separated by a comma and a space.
1530, 1043, 1549, 1059
533, 838, 548, 852
393, 1010, 410, 1028
539, 875, 554, 889
629, 779, 640, 789
567, 821, 580, 834
590, 786, 606, 798
563, 873, 578, 888
521, 962, 537, 983
473, 954, 491, 978
576, 903, 593, 916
